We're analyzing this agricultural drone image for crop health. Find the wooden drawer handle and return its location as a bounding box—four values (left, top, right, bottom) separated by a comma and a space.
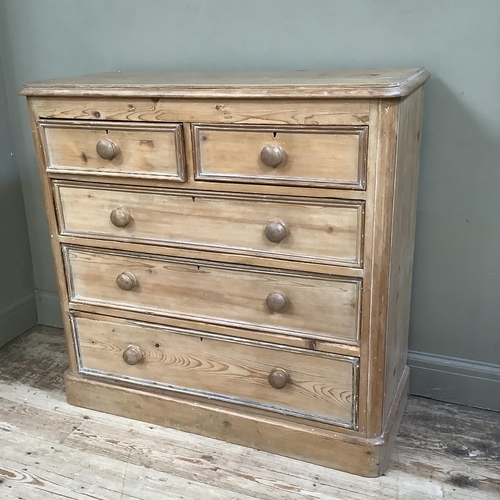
264, 220, 287, 243
96, 139, 120, 160
116, 272, 137, 291
266, 292, 288, 313
268, 367, 290, 389
110, 208, 132, 228
260, 144, 284, 168
122, 344, 143, 365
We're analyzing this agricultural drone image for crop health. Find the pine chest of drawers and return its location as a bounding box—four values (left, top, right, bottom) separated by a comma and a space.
22, 68, 429, 477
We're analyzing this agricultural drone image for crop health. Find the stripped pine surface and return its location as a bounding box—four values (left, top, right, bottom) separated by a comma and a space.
0, 326, 498, 499
54, 182, 364, 269
65, 248, 361, 343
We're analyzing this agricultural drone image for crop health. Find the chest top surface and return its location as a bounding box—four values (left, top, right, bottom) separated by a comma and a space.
21, 67, 429, 99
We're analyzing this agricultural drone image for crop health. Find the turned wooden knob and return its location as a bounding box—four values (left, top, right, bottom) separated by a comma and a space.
266, 292, 288, 313
116, 272, 137, 291
122, 344, 142, 365
96, 139, 120, 160
110, 208, 132, 228
265, 221, 288, 243
260, 144, 284, 168
268, 368, 290, 389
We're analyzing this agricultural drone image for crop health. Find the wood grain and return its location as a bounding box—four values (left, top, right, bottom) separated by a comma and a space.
65, 247, 361, 344
55, 182, 364, 268
69, 311, 362, 434
2, 327, 498, 498
32, 97, 371, 126
74, 313, 357, 428
20, 68, 430, 98
64, 369, 395, 477
193, 124, 367, 189
57, 234, 364, 279
0, 325, 68, 392
75, 368, 365, 473
40, 119, 186, 181
361, 99, 401, 437
383, 87, 425, 424
48, 170, 370, 201
0, 395, 254, 499
70, 306, 362, 358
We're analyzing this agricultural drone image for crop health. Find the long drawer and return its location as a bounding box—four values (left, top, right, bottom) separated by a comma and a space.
74, 313, 358, 428
40, 120, 186, 181
193, 124, 368, 189
55, 183, 364, 268
65, 247, 361, 343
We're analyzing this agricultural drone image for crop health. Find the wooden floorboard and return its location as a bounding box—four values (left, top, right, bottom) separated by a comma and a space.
0, 326, 498, 499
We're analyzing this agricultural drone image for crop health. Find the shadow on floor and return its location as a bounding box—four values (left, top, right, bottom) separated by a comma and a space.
0, 325, 68, 391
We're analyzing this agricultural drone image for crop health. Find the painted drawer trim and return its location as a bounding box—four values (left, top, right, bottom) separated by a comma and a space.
72, 312, 359, 429
54, 181, 365, 268
193, 123, 368, 189
64, 246, 362, 345
39, 119, 186, 181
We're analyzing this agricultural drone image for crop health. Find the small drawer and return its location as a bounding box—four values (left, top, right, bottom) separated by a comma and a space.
40, 120, 186, 181
65, 248, 361, 344
55, 183, 364, 268
193, 124, 368, 189
74, 313, 358, 428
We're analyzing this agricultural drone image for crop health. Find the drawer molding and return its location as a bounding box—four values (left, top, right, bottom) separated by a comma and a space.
70, 302, 363, 357
54, 181, 365, 268
64, 246, 362, 344
39, 119, 187, 181
58, 234, 365, 279
71, 312, 359, 429
192, 124, 368, 189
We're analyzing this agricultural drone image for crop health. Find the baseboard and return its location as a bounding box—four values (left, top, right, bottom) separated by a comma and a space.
408, 350, 500, 411
0, 292, 37, 347
35, 289, 63, 328
65, 369, 403, 477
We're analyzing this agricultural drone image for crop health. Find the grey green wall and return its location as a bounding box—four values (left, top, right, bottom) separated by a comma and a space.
0, 36, 36, 345
1, 0, 498, 409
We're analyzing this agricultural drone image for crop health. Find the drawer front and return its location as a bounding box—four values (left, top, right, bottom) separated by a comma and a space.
66, 248, 361, 343
56, 183, 364, 268
193, 124, 368, 189
40, 120, 186, 181
74, 314, 358, 428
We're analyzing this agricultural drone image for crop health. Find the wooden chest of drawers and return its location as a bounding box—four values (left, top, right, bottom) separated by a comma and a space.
22, 68, 429, 477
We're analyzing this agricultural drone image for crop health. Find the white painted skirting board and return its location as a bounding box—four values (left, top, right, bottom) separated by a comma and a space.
408, 350, 500, 411
33, 290, 500, 411
0, 292, 37, 346
35, 289, 63, 328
